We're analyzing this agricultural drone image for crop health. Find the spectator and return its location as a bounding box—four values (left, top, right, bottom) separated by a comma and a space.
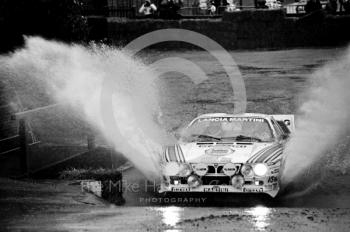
256, 0, 268, 8
305, 0, 322, 14
214, 0, 221, 8
199, 0, 208, 15
344, 0, 350, 12
139, 0, 157, 17
226, 0, 239, 11
209, 1, 217, 15
159, 0, 182, 19
339, 0, 344, 12
172, 0, 183, 17
219, 0, 229, 14
265, 0, 282, 9
192, 0, 200, 15
326, 0, 338, 14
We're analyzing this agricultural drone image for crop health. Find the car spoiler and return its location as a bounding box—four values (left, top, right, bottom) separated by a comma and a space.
271, 114, 295, 134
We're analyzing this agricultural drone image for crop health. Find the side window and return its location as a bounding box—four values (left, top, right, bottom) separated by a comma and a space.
271, 119, 283, 138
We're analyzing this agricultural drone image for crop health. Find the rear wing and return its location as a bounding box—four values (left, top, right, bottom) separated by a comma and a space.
271, 114, 295, 134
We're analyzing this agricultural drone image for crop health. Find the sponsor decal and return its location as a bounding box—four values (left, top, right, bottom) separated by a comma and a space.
198, 117, 264, 123
197, 144, 214, 148
203, 186, 229, 192
235, 145, 248, 148
268, 176, 278, 183
172, 187, 191, 192
243, 187, 264, 193
222, 163, 237, 176
247, 145, 283, 163
205, 147, 234, 156
193, 163, 208, 176
164, 144, 186, 163
223, 167, 236, 172
139, 197, 207, 204
194, 167, 208, 172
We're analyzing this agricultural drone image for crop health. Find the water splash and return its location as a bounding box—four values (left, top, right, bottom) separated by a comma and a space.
0, 37, 173, 179
282, 47, 350, 185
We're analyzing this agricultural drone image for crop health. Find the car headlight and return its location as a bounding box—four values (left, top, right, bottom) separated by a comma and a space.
231, 175, 244, 189
187, 175, 201, 188
193, 163, 208, 176
223, 163, 237, 176
253, 163, 268, 177
178, 163, 192, 177
241, 164, 254, 177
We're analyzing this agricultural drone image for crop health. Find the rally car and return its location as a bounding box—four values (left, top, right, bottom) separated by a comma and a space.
159, 113, 294, 197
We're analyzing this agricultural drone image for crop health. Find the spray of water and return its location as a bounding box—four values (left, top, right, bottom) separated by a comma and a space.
0, 37, 172, 179
282, 48, 350, 186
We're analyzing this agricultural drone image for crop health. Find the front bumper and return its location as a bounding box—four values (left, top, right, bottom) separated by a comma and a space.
160, 182, 279, 198
160, 162, 282, 198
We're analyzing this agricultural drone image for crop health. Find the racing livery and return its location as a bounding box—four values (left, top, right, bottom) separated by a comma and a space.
159, 113, 295, 197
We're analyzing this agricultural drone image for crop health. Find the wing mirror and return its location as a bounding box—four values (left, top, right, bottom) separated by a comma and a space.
280, 134, 289, 140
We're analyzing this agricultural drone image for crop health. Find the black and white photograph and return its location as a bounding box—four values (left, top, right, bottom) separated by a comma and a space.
1, 0, 350, 231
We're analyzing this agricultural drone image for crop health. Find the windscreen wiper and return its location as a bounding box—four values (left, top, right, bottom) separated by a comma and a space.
235, 135, 262, 142
222, 135, 262, 142
191, 134, 222, 141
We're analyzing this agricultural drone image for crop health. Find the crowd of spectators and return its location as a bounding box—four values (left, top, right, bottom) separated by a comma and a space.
324, 0, 350, 13
304, 0, 350, 14
137, 0, 242, 19
137, 0, 350, 18
138, 0, 182, 18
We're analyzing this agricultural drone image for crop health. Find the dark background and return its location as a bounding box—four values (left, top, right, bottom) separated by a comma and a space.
0, 0, 91, 54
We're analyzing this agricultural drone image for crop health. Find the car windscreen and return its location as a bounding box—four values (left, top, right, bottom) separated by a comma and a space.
182, 117, 274, 142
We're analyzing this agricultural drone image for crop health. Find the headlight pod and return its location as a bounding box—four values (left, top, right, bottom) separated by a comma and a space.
222, 163, 237, 176
193, 163, 208, 176
241, 164, 254, 177
163, 162, 192, 177
187, 175, 201, 188
253, 163, 268, 177
231, 175, 244, 189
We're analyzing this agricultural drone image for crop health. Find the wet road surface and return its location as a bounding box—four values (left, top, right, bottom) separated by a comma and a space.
1, 167, 350, 232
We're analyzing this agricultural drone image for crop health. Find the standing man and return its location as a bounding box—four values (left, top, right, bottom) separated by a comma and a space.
139, 0, 157, 18
199, 0, 208, 14
339, 0, 344, 12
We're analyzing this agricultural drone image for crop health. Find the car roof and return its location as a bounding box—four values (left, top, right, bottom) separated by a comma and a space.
196, 113, 272, 120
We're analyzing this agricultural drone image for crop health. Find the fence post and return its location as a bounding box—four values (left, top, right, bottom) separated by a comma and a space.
18, 118, 28, 174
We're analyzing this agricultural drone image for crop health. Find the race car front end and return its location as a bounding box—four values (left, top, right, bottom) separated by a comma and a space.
159, 113, 289, 198
159, 160, 281, 198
